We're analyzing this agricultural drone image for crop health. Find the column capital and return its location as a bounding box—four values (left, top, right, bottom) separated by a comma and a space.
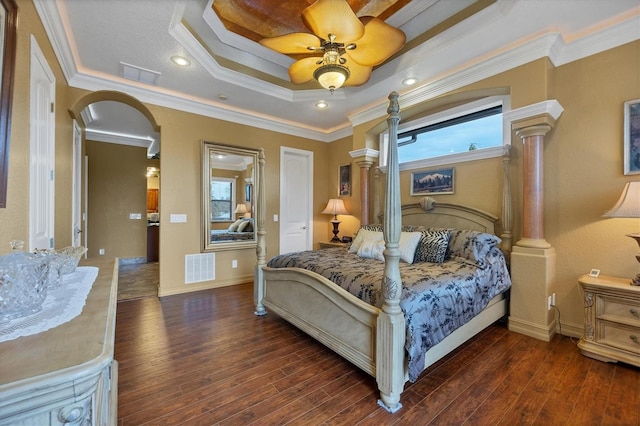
350, 148, 379, 166
516, 124, 552, 140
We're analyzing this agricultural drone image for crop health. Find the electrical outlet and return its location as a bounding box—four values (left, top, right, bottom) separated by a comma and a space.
232, 260, 237, 268
547, 295, 552, 311
99, 248, 105, 255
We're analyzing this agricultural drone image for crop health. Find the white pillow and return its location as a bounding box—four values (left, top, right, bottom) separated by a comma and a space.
357, 238, 385, 260
398, 232, 422, 264
349, 229, 384, 253
228, 219, 244, 232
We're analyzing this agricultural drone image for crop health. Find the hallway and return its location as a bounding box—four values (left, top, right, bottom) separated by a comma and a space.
117, 262, 158, 301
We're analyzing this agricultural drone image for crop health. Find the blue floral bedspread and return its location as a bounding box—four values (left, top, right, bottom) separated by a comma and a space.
266, 246, 511, 381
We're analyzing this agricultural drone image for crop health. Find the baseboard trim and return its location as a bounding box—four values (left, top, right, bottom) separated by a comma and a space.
508, 316, 555, 342
158, 276, 253, 297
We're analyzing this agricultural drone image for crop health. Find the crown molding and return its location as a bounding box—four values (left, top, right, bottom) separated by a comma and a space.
85, 129, 153, 148
33, 0, 639, 144
349, 11, 639, 128
201, 0, 291, 68
32, 0, 77, 82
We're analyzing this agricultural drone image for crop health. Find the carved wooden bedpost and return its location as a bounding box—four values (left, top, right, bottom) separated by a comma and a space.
377, 92, 405, 413
254, 148, 267, 316
501, 145, 513, 257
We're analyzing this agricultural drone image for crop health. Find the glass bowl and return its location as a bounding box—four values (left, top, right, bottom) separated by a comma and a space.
0, 252, 50, 322
56, 246, 87, 275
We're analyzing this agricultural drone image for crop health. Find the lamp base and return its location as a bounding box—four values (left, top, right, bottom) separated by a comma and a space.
627, 233, 640, 286
330, 220, 341, 243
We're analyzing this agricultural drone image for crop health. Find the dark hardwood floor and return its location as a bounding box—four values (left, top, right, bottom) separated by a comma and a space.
115, 282, 640, 425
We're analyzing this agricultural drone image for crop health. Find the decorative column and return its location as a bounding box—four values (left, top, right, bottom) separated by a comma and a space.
506, 100, 563, 342
349, 148, 379, 225
516, 124, 552, 248
357, 160, 373, 225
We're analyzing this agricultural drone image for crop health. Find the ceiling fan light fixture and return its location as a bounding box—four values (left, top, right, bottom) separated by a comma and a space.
314, 64, 350, 93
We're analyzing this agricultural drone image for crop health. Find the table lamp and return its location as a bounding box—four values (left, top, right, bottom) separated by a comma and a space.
602, 181, 640, 285
322, 198, 350, 242
234, 203, 249, 218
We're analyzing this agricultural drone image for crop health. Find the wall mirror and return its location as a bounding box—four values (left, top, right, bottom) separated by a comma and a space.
202, 141, 259, 252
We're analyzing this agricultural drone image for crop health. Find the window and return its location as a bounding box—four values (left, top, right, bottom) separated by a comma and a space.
380, 96, 509, 170
210, 178, 235, 221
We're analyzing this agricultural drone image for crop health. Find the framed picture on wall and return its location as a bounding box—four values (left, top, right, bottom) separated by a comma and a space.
339, 164, 351, 196
410, 168, 455, 196
624, 98, 640, 175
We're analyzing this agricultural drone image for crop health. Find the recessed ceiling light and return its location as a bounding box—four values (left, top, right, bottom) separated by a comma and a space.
315, 100, 329, 109
171, 56, 190, 67
402, 77, 418, 86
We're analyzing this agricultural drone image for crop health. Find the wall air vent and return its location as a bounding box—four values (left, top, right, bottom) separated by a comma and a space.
120, 62, 161, 86
185, 253, 215, 284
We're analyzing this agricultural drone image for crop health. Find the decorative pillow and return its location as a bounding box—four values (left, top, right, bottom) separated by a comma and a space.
236, 219, 253, 232
447, 229, 501, 268
398, 231, 422, 264
349, 228, 384, 253
413, 229, 450, 264
227, 219, 244, 232
402, 225, 427, 232
356, 238, 385, 261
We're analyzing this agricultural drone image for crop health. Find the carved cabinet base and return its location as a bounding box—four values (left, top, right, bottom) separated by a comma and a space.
0, 259, 119, 425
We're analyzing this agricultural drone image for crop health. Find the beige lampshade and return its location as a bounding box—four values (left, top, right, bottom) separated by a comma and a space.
602, 182, 640, 218
234, 204, 250, 218
322, 198, 349, 218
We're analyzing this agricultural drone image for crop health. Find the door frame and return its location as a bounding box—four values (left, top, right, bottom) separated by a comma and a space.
279, 146, 313, 254
29, 35, 55, 251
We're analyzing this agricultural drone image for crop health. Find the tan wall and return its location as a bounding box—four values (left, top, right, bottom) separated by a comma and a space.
86, 141, 148, 259
138, 106, 330, 296
548, 41, 640, 331
0, 0, 73, 253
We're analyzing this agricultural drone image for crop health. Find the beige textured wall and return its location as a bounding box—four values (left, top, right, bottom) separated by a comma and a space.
86, 141, 148, 259
0, 1, 73, 253
137, 106, 330, 296
548, 41, 640, 332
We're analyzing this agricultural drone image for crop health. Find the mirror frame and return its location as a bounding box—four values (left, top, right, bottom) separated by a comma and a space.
202, 141, 260, 252
0, 0, 17, 208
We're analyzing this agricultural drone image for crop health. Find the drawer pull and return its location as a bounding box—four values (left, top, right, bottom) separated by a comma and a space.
631, 335, 639, 346
631, 308, 639, 319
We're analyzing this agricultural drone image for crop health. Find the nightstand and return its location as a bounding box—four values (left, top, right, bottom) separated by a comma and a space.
577, 274, 640, 367
319, 241, 348, 249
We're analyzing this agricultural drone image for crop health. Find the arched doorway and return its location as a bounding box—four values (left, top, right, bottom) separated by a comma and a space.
69, 91, 161, 300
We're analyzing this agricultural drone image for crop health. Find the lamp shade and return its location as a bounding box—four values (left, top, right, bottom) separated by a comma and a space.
234, 204, 248, 215
602, 182, 640, 218
322, 199, 349, 217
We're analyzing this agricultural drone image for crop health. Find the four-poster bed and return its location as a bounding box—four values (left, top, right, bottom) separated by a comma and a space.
253, 92, 512, 412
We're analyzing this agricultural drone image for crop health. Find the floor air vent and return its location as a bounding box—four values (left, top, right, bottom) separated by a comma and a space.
185, 253, 215, 284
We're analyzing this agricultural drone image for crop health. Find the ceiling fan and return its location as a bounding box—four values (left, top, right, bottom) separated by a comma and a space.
259, 0, 406, 93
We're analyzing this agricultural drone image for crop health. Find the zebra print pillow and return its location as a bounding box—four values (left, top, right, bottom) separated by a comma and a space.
413, 228, 450, 264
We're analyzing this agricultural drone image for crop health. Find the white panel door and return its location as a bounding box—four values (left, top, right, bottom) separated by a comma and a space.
29, 36, 56, 251
279, 147, 313, 254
